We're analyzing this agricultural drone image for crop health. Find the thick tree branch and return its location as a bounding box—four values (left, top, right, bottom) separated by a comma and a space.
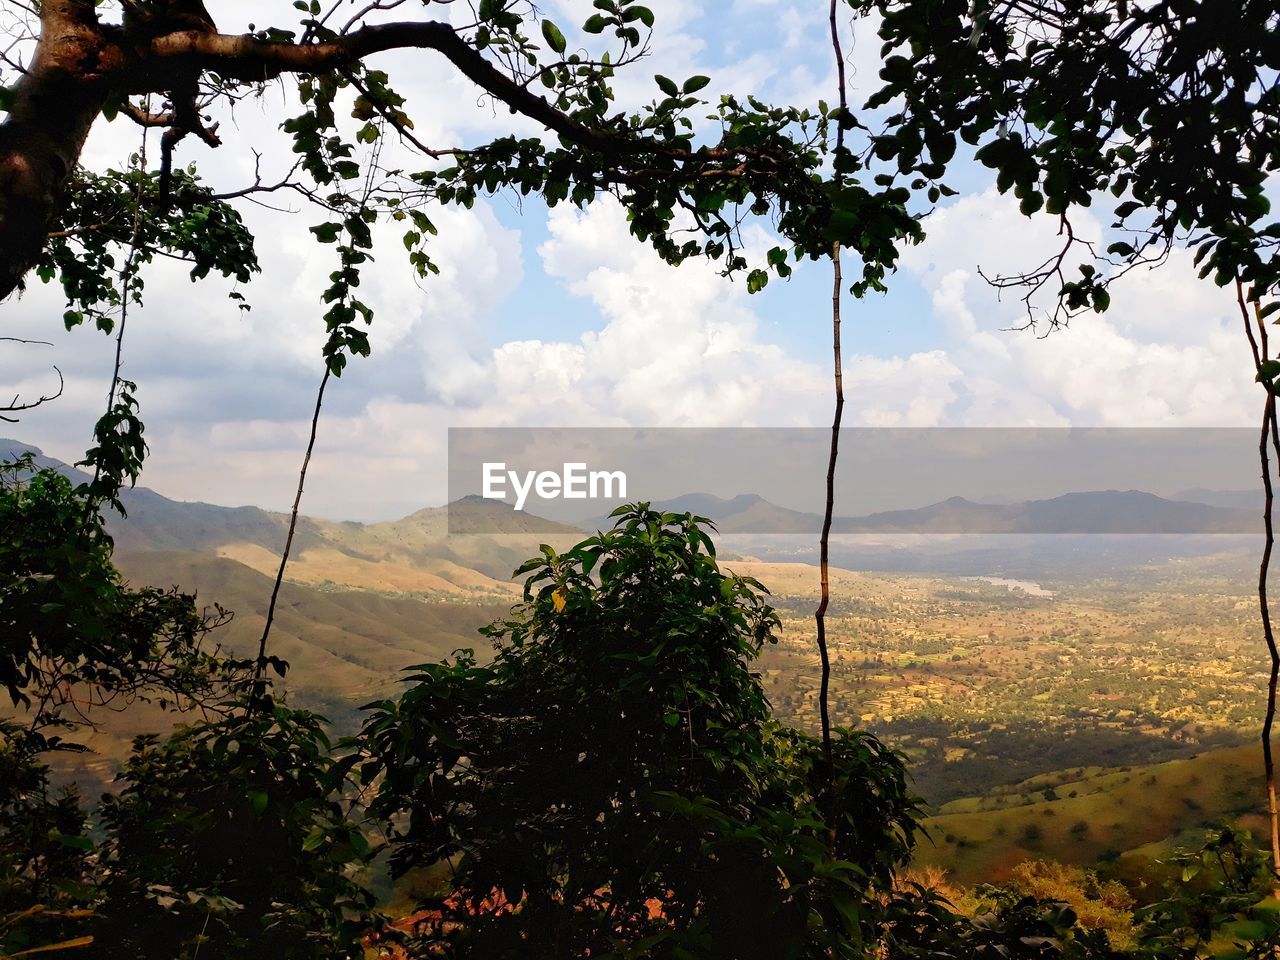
0, 10, 792, 305
120, 101, 174, 127
141, 22, 769, 168
144, 23, 627, 154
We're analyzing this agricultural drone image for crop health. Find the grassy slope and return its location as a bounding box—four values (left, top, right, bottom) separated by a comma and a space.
47, 551, 510, 796
916, 745, 1267, 887
117, 550, 508, 698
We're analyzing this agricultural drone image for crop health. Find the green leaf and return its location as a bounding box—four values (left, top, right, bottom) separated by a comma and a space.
310, 222, 341, 243
541, 19, 567, 54
655, 74, 679, 97
302, 827, 327, 852
48, 829, 94, 852
583, 13, 609, 33
682, 75, 711, 94
624, 6, 654, 27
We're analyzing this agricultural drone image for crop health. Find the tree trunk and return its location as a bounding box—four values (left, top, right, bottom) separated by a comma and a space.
1238, 279, 1280, 900
0, 1, 111, 301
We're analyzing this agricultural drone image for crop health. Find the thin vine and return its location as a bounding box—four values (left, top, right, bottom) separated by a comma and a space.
250, 117, 388, 705
1239, 277, 1280, 898
80, 131, 153, 517
814, 0, 852, 822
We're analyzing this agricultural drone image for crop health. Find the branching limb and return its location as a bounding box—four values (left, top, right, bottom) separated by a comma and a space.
0, 365, 63, 423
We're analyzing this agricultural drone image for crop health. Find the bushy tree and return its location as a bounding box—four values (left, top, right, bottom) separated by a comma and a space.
359, 506, 920, 958
1, 453, 241, 730
857, 0, 1279, 323
1, 0, 920, 384
94, 705, 373, 960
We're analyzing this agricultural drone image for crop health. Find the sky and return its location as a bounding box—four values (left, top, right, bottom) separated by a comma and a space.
0, 0, 1263, 521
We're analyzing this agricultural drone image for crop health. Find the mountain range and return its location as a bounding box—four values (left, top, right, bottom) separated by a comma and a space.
624, 489, 1259, 535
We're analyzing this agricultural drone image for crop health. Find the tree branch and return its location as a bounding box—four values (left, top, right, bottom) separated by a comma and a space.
141, 22, 766, 167
0, 365, 63, 423
145, 22, 628, 154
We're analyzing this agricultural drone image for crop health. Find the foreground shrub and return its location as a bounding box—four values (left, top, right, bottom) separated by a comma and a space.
360, 505, 921, 958
0, 724, 94, 957
94, 705, 373, 959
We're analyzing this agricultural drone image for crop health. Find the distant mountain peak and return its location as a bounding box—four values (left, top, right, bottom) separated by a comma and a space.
659, 492, 764, 513
1, 438, 55, 465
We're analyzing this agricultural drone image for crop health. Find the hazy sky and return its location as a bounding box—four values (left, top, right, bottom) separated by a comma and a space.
0, 0, 1264, 521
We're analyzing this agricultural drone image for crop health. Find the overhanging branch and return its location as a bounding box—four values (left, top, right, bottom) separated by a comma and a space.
144, 22, 625, 156
141, 22, 780, 170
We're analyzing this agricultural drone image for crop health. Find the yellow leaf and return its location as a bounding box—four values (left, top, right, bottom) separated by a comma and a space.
552, 587, 567, 612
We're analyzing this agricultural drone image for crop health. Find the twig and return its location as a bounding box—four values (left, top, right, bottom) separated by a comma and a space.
0, 365, 63, 422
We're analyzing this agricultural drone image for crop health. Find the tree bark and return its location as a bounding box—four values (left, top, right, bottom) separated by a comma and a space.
0, 1, 114, 300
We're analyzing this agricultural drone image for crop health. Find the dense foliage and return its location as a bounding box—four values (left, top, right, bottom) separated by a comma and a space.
0, 455, 240, 730
857, 0, 1279, 325
360, 506, 919, 958
0, 723, 94, 958
94, 706, 371, 959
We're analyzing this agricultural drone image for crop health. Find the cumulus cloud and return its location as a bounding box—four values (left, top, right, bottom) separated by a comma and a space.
492, 198, 826, 427
899, 189, 1257, 427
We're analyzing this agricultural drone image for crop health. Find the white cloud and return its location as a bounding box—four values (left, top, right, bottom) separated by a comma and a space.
900, 188, 1257, 427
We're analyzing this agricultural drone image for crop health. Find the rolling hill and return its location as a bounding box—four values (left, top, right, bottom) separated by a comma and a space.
916, 745, 1268, 888
851, 490, 1257, 535
115, 551, 506, 698
45, 550, 510, 796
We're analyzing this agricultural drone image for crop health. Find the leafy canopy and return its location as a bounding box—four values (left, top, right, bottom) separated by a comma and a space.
856, 0, 1279, 325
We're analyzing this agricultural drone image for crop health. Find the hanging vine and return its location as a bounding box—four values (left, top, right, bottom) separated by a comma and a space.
814, 0, 854, 824
1239, 278, 1280, 897
251, 99, 391, 705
